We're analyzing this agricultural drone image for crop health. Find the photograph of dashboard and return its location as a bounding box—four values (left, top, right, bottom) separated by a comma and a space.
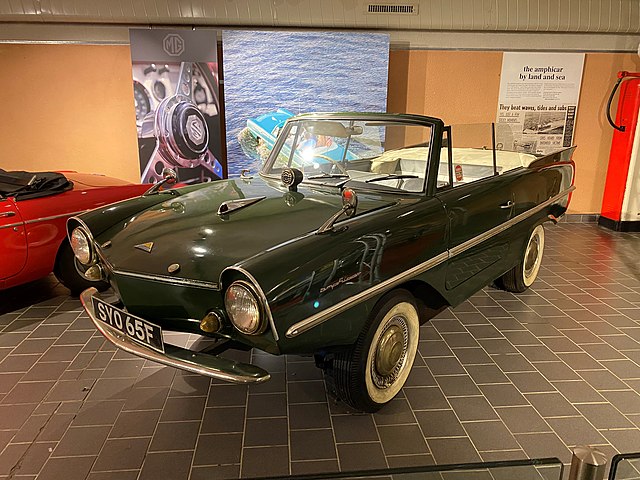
132, 61, 223, 184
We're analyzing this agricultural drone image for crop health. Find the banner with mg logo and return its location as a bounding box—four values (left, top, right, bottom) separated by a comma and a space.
129, 29, 224, 184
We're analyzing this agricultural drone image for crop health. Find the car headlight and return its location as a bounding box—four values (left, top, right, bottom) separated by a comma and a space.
224, 281, 266, 335
70, 227, 94, 265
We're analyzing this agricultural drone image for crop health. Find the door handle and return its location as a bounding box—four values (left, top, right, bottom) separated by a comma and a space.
0, 211, 16, 218
499, 201, 514, 209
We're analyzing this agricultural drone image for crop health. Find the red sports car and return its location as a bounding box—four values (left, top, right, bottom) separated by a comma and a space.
0, 169, 150, 294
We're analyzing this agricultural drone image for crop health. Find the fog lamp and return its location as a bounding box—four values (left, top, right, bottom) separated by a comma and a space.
200, 311, 222, 333
83, 264, 104, 281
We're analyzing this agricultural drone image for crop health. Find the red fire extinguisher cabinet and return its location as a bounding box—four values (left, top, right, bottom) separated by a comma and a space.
599, 72, 640, 232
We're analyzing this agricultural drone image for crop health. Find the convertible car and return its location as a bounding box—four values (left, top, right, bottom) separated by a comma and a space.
0, 170, 149, 294
238, 108, 294, 161
70, 113, 575, 412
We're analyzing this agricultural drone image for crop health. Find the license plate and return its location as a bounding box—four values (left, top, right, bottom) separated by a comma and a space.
92, 297, 164, 353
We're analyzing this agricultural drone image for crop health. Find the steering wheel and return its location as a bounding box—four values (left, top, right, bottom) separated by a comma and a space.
139, 62, 223, 184
313, 154, 348, 175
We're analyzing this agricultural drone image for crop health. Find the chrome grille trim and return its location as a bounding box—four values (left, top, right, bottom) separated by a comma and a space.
112, 269, 220, 290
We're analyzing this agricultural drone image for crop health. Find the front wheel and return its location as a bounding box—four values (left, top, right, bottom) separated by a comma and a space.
54, 241, 109, 296
326, 290, 420, 413
497, 223, 545, 293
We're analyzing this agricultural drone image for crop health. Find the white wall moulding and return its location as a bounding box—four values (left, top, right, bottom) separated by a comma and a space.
0, 23, 638, 53
0, 0, 638, 33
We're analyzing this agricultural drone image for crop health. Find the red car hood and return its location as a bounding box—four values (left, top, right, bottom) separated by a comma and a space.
61, 171, 136, 189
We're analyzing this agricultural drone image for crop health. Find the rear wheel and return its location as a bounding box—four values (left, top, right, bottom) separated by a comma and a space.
326, 290, 420, 412
497, 224, 545, 293
54, 240, 109, 296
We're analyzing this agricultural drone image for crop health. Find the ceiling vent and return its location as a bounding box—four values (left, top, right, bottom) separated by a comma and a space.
366, 3, 419, 15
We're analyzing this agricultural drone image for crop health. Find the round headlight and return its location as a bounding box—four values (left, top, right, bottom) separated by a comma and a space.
224, 281, 265, 335
70, 227, 93, 265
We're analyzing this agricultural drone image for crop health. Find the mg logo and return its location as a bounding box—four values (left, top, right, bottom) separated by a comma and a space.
163, 34, 185, 56
186, 115, 205, 143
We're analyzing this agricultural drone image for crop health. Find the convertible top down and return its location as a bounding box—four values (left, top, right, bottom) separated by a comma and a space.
70, 112, 575, 411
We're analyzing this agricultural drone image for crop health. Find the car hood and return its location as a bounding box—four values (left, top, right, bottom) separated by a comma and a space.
62, 171, 136, 189
100, 177, 396, 283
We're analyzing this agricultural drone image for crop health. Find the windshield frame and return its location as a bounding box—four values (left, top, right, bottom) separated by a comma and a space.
259, 113, 444, 196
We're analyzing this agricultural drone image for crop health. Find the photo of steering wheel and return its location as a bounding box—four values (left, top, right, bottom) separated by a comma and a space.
133, 62, 224, 184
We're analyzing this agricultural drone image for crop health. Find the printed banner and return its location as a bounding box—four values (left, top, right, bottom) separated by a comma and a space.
222, 31, 390, 176
129, 29, 223, 184
495, 52, 585, 155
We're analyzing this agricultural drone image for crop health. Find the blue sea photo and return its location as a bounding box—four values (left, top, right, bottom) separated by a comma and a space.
222, 30, 390, 176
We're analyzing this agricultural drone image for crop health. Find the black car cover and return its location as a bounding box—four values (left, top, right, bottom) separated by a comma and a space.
0, 169, 73, 201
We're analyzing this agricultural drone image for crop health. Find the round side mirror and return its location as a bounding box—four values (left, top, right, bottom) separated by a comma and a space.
162, 167, 178, 185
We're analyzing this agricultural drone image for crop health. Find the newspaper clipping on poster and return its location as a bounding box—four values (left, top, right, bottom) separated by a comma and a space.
496, 52, 585, 155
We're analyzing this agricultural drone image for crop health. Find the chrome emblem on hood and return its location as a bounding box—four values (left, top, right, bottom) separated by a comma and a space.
134, 242, 154, 253
217, 196, 266, 216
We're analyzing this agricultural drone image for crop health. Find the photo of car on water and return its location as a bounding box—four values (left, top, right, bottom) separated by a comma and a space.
222, 30, 390, 176
523, 111, 566, 135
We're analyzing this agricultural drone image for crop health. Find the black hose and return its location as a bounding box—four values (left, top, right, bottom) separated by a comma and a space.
607, 77, 626, 132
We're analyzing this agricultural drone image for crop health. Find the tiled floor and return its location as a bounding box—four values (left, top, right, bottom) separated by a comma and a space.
0, 223, 639, 479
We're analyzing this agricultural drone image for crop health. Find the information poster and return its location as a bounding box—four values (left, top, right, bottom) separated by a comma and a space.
129, 29, 223, 184
496, 52, 585, 155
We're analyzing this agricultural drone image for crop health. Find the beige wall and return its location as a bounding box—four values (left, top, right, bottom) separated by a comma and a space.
1, 44, 638, 212
388, 49, 640, 213
0, 44, 140, 183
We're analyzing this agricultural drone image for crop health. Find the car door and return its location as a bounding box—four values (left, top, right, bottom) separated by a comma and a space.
0, 197, 27, 280
435, 161, 515, 295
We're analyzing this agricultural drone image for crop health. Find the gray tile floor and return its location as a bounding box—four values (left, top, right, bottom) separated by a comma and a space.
0, 223, 639, 479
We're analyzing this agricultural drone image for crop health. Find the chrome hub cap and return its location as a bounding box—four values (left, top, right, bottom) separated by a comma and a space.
524, 235, 540, 279
371, 316, 409, 389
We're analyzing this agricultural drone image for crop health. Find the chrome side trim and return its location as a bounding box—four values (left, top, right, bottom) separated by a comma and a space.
25, 210, 88, 225
449, 187, 575, 258
220, 266, 279, 342
286, 251, 449, 338
80, 287, 270, 384
112, 269, 220, 290
286, 186, 575, 338
0, 221, 23, 230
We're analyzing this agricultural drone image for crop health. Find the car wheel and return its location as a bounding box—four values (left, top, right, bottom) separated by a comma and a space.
497, 224, 545, 293
54, 240, 109, 296
327, 289, 420, 413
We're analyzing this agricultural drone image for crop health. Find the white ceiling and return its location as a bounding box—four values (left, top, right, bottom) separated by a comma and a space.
0, 0, 638, 51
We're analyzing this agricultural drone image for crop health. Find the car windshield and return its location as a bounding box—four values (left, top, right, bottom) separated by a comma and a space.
261, 118, 433, 193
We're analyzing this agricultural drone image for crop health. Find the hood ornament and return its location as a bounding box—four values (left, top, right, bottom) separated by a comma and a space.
217, 196, 266, 216
134, 242, 154, 253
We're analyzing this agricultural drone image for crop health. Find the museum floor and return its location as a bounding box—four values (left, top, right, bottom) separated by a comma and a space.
0, 223, 639, 480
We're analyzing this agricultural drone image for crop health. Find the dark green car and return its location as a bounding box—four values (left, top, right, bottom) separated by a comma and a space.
69, 113, 575, 412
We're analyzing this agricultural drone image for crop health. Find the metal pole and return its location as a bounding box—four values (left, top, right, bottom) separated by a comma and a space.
568, 446, 608, 480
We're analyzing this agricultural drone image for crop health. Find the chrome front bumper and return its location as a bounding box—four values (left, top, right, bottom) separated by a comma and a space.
80, 288, 271, 384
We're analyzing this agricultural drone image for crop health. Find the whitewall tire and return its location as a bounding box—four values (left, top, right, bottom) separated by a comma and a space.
327, 289, 420, 412
498, 223, 545, 293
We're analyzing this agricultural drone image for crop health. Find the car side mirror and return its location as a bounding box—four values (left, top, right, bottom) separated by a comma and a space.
162, 167, 178, 185
144, 167, 179, 196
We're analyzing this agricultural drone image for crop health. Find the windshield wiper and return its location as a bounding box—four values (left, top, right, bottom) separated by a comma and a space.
308, 173, 349, 179
364, 174, 419, 183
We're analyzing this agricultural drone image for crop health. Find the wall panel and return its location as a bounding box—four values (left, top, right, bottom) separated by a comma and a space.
0, 43, 141, 183
1, 42, 639, 212
387, 49, 640, 213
